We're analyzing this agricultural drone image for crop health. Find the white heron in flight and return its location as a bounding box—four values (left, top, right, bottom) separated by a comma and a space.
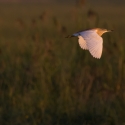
66, 28, 113, 59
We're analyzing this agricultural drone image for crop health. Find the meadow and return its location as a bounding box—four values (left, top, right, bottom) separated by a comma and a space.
0, 2, 125, 125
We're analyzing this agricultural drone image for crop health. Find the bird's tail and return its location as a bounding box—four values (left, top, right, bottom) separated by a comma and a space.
65, 35, 75, 38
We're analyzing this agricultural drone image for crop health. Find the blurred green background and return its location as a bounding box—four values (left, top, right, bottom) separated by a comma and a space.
0, 0, 125, 125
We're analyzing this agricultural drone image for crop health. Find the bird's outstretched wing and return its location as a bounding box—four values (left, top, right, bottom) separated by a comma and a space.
80, 31, 103, 59
78, 36, 88, 50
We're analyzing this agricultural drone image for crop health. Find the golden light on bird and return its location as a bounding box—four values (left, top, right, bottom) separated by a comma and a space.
66, 28, 113, 59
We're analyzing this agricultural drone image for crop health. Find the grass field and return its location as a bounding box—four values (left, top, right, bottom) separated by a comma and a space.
0, 2, 125, 125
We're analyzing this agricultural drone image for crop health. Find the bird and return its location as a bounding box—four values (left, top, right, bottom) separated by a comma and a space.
66, 28, 113, 59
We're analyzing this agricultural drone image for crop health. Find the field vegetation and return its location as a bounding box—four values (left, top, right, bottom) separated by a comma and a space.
0, 2, 125, 125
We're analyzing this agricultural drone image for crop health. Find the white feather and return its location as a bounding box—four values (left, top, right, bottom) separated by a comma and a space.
78, 36, 88, 50
78, 30, 103, 59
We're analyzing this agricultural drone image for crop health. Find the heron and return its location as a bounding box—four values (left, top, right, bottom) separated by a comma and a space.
66, 28, 113, 59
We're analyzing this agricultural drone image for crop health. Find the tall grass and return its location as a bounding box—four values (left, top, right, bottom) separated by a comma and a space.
0, 2, 125, 125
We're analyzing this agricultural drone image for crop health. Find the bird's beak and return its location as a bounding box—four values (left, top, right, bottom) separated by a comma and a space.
108, 29, 114, 32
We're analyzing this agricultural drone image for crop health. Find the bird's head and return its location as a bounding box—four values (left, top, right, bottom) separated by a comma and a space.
95, 28, 113, 36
